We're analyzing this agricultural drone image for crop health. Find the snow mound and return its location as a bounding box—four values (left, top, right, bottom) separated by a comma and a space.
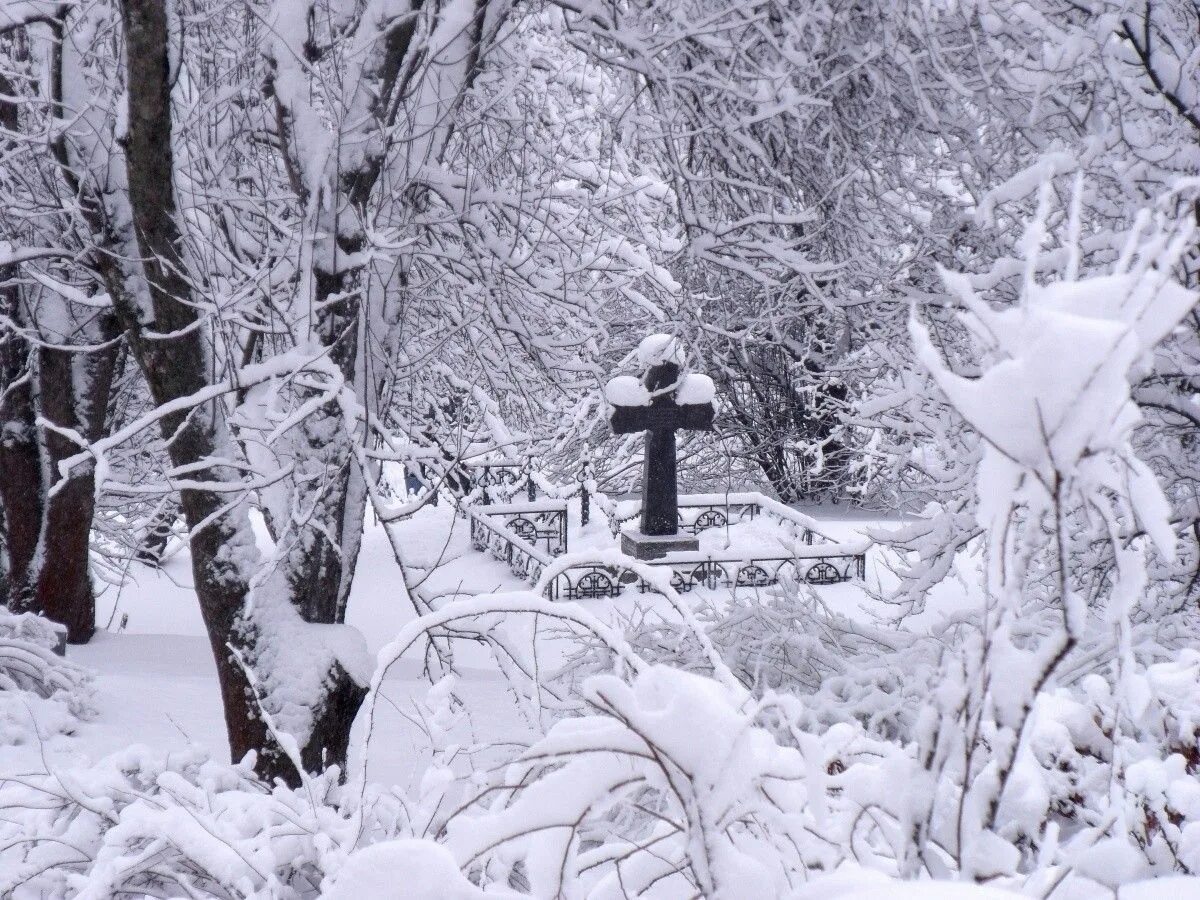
636, 333, 685, 367
676, 372, 714, 405
0, 606, 95, 745
604, 374, 650, 406
326, 840, 517, 899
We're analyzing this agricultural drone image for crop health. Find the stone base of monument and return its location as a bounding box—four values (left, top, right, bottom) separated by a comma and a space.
621, 529, 699, 560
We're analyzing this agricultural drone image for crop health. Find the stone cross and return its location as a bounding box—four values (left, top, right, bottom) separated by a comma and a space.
606, 335, 715, 558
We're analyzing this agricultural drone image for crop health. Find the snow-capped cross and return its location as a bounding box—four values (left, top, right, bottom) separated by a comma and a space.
606, 334, 715, 559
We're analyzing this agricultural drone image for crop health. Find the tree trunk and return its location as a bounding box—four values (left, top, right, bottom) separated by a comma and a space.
0, 59, 121, 640
117, 0, 363, 786
29, 319, 120, 643
287, 449, 367, 623
0, 75, 42, 611
0, 318, 41, 610
135, 499, 177, 566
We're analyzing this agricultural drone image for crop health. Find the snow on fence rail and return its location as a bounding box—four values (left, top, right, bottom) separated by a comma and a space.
604, 490, 847, 545
546, 550, 867, 601
466, 493, 869, 601
471, 500, 568, 555
467, 506, 553, 585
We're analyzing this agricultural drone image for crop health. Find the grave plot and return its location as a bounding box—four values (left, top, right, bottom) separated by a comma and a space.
466, 491, 870, 601
463, 334, 871, 605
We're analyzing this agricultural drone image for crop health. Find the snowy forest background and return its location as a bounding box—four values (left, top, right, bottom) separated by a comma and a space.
2, 0, 1200, 896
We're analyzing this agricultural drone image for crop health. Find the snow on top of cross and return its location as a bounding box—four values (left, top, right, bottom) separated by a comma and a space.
636, 333, 685, 367
604, 375, 650, 406
676, 373, 714, 405
605, 372, 713, 408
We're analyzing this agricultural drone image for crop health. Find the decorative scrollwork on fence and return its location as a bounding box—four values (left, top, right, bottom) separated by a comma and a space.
691, 509, 728, 532
577, 571, 617, 599
804, 561, 842, 585
508, 517, 538, 544
470, 499, 866, 602
467, 508, 555, 592
736, 564, 773, 587
490, 504, 568, 555
691, 561, 726, 591
546, 565, 627, 600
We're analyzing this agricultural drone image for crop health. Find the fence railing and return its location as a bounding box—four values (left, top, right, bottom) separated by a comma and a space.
472, 500, 568, 555
543, 549, 866, 601
466, 492, 870, 602
467, 507, 553, 586
605, 491, 838, 545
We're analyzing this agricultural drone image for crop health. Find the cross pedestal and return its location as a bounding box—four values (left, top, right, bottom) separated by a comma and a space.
607, 336, 715, 560
619, 529, 701, 560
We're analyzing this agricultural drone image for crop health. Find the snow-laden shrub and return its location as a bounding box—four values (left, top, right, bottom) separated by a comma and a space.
0, 606, 94, 745
584, 585, 940, 741
892, 195, 1200, 884
0, 744, 404, 899
9, 638, 1200, 896
0, 642, 518, 898
442, 663, 908, 898
861, 646, 1200, 887
0, 646, 877, 897
0, 662, 895, 899
1017, 651, 1200, 880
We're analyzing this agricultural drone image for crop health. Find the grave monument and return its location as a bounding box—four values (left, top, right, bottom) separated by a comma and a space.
606, 334, 715, 560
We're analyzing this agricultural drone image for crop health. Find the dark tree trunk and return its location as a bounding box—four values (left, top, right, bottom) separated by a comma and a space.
287, 450, 365, 624
30, 319, 120, 642
119, 0, 276, 780
33, 346, 96, 641
118, 0, 363, 786
0, 507, 7, 602
0, 75, 42, 611
0, 317, 41, 610
0, 15, 126, 642
0, 62, 120, 639
269, 0, 489, 625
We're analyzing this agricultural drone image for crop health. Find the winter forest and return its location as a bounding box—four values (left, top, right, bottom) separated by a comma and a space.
2, 0, 1200, 896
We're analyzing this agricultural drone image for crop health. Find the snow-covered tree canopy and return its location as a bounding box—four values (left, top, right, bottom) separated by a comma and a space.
0, 0, 1199, 896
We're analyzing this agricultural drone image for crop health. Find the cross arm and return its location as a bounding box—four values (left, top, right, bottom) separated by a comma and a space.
610, 402, 714, 434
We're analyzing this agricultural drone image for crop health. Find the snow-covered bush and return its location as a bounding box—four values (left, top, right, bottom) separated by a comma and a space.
567, 585, 939, 744
445, 664, 833, 897
0, 606, 94, 745
0, 651, 902, 898
0, 745, 399, 898
442, 657, 1094, 897
8, 611, 1200, 896
1045, 651, 1200, 879
898, 196, 1199, 881
350, 589, 931, 894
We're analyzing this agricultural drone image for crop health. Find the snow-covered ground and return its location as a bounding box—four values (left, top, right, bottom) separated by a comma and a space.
8, 502, 1200, 897
5, 499, 888, 786
4, 505, 551, 788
